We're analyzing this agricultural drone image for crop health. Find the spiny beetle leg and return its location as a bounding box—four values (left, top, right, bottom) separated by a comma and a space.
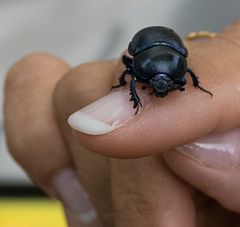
130, 78, 142, 114
122, 55, 133, 68
187, 68, 213, 96
112, 70, 129, 88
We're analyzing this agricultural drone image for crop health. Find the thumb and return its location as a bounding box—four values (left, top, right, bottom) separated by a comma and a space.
68, 20, 240, 158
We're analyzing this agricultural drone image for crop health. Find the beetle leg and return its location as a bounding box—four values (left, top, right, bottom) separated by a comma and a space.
112, 55, 133, 89
112, 70, 129, 88
187, 68, 213, 96
122, 55, 133, 69
130, 78, 142, 114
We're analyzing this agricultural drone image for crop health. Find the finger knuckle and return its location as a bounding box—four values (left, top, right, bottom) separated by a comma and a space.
5, 53, 65, 90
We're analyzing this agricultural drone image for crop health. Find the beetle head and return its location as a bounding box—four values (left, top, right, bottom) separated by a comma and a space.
149, 73, 174, 96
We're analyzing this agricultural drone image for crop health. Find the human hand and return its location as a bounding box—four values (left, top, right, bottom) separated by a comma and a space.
66, 21, 240, 226
4, 20, 240, 227
3, 55, 116, 226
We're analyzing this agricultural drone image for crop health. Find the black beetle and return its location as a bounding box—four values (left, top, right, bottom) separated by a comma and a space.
113, 26, 212, 114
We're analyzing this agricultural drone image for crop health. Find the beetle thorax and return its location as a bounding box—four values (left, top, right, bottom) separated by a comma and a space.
133, 46, 187, 81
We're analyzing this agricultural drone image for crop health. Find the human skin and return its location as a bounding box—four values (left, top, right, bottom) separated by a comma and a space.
4, 21, 240, 226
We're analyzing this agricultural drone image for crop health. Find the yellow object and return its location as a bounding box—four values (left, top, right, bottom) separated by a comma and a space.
0, 198, 67, 227
186, 30, 217, 40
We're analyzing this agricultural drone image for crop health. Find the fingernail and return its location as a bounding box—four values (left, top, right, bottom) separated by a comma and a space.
176, 128, 240, 169
64, 206, 102, 227
52, 168, 101, 226
68, 88, 148, 135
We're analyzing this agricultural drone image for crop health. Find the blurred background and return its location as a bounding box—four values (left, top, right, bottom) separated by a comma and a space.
0, 0, 240, 226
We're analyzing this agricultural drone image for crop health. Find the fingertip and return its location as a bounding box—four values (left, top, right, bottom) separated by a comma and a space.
163, 146, 240, 213
68, 85, 217, 159
7, 52, 69, 77
54, 61, 116, 119
67, 30, 240, 160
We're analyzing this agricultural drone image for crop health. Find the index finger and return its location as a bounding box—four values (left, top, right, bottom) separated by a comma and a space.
68, 21, 240, 158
